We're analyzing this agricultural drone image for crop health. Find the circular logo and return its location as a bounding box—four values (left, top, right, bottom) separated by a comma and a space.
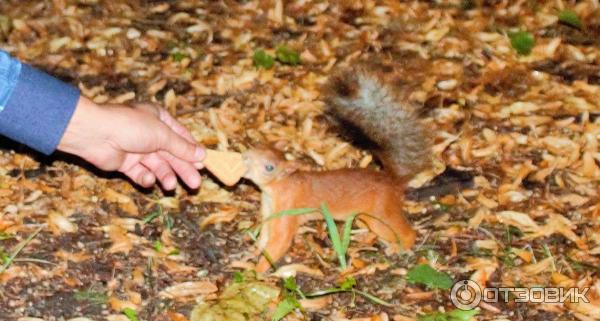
450, 280, 482, 310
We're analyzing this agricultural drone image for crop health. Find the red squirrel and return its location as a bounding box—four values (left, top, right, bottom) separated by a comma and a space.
242, 65, 431, 272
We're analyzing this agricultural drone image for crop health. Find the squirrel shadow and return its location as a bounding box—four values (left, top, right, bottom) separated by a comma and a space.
405, 168, 475, 201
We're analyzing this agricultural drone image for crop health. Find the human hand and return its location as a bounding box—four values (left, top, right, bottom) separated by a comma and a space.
58, 96, 205, 190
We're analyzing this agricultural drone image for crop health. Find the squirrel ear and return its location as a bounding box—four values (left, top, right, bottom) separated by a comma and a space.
280, 161, 300, 176
272, 140, 288, 151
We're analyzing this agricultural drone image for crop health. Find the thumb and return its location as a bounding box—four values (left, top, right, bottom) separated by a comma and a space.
159, 123, 205, 163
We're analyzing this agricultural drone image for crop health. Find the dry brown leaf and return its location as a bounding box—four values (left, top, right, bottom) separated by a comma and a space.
159, 281, 218, 299
48, 211, 77, 234
104, 225, 134, 254
299, 296, 332, 311
103, 188, 139, 216
272, 264, 324, 278
496, 211, 541, 233
522, 257, 554, 275
200, 207, 239, 228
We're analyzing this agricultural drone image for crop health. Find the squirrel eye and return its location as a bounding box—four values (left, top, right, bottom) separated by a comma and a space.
265, 164, 275, 172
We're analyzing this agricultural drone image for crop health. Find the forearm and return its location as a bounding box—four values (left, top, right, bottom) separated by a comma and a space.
0, 51, 204, 190
0, 50, 80, 154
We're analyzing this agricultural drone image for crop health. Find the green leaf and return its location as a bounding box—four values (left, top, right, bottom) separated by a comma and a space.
447, 309, 479, 321
271, 296, 300, 321
0, 249, 8, 264
275, 45, 301, 65
253, 49, 275, 69
320, 203, 346, 269
172, 51, 187, 62
0, 232, 13, 240
167, 248, 180, 256
122, 308, 139, 321
340, 276, 356, 291
153, 240, 163, 252
508, 31, 535, 55
284, 276, 298, 291
418, 309, 479, 321
233, 271, 244, 283
407, 264, 453, 290
142, 211, 161, 224
558, 9, 582, 29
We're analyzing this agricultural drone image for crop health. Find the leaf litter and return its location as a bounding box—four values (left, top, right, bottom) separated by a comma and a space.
0, 0, 599, 320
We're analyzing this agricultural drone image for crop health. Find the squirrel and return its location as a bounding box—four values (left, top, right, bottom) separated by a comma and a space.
242, 65, 431, 272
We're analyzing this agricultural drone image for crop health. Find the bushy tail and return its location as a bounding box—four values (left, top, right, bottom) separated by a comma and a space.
323, 65, 431, 177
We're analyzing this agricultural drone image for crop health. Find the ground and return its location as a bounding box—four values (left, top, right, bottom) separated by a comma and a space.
0, 1, 599, 321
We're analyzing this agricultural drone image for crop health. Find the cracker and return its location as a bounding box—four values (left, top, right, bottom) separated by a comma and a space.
202, 150, 248, 186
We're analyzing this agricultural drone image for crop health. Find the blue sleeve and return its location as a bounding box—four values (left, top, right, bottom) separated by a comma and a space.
0, 50, 80, 155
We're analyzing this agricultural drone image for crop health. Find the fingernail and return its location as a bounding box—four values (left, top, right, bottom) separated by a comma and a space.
189, 176, 201, 189
195, 147, 206, 161
164, 176, 177, 190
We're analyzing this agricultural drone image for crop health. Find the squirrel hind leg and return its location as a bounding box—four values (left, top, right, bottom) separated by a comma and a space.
360, 196, 416, 251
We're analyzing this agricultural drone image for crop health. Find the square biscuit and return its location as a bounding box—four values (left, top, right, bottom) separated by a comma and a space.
202, 150, 248, 186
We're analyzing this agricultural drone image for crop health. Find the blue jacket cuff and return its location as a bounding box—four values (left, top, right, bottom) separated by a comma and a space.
0, 64, 80, 155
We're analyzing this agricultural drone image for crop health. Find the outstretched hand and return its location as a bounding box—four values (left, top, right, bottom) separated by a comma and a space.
58, 96, 205, 190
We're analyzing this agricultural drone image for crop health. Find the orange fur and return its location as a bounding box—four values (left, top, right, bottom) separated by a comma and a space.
247, 65, 430, 272
244, 150, 416, 272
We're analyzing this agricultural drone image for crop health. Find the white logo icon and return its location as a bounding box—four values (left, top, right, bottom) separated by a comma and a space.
450, 280, 482, 310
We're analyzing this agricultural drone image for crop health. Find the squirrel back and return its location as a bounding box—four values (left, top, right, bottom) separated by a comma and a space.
323, 65, 431, 178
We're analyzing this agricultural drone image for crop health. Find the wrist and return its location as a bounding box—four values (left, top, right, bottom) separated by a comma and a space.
57, 96, 106, 157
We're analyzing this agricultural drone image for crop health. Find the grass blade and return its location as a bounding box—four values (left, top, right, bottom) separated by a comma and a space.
341, 213, 359, 257
0, 226, 43, 274
306, 288, 348, 297
320, 203, 346, 269
251, 208, 318, 236
142, 210, 161, 224
353, 213, 404, 248
354, 289, 394, 307
247, 231, 277, 269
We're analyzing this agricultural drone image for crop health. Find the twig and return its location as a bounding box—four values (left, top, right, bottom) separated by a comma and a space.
12, 258, 56, 265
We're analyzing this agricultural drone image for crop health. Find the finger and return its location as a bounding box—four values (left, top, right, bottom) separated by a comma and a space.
159, 151, 202, 189
141, 153, 178, 190
122, 163, 156, 188
158, 123, 205, 163
135, 103, 195, 143
157, 108, 196, 143
133, 103, 160, 117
